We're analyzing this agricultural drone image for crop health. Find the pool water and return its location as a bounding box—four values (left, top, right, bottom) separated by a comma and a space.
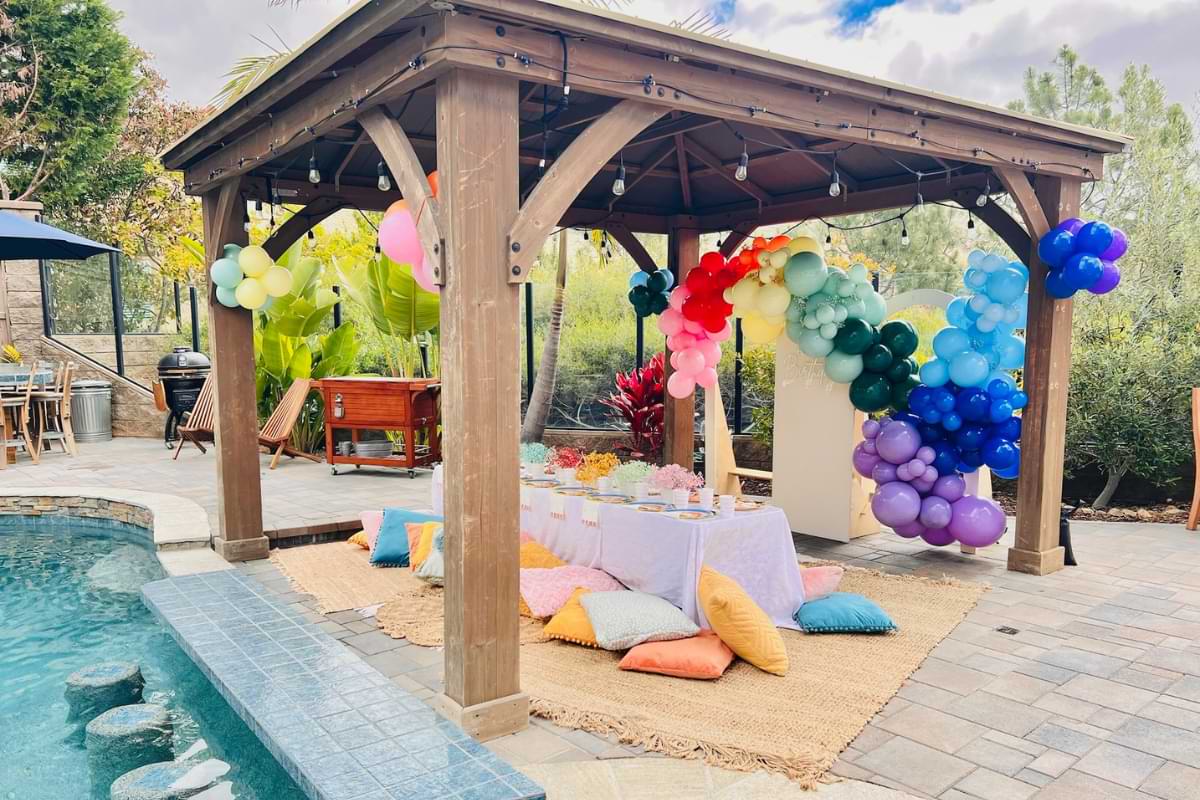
0, 516, 306, 800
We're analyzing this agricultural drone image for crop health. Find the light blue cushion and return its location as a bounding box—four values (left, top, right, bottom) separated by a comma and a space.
370, 508, 442, 567
794, 592, 896, 634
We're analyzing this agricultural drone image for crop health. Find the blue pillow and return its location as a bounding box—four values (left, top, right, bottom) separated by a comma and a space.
370, 508, 442, 567
794, 592, 896, 634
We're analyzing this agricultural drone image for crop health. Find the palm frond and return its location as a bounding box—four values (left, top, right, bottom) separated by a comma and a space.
670, 9, 732, 40
213, 52, 287, 107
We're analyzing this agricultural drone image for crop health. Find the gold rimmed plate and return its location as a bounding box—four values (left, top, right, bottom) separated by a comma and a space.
635, 501, 671, 512
735, 500, 765, 512
590, 493, 632, 504
523, 478, 560, 488
554, 487, 592, 496
671, 508, 718, 520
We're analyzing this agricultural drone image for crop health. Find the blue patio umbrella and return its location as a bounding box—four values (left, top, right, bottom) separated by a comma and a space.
0, 210, 117, 260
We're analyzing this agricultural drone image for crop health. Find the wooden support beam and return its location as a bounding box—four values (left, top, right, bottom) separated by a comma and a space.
200, 180, 267, 562
508, 99, 667, 281
434, 68, 527, 740
244, 176, 399, 212
359, 107, 444, 282
682, 137, 772, 204
720, 229, 753, 258
663, 217, 700, 469
608, 139, 678, 209
629, 115, 721, 147
263, 196, 348, 261
675, 134, 693, 211
560, 207, 668, 233
606, 223, 657, 273
964, 193, 1032, 262
333, 131, 369, 192
763, 128, 860, 191
995, 167, 1050, 240
1008, 174, 1080, 576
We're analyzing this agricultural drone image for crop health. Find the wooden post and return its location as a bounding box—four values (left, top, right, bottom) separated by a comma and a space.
201, 181, 267, 561
662, 216, 699, 469
434, 68, 527, 740
1008, 175, 1081, 575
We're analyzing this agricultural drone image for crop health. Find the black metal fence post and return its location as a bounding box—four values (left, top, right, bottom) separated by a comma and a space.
173, 281, 182, 333
733, 318, 744, 434
38, 259, 54, 336
108, 251, 126, 376
188, 285, 201, 353
636, 315, 644, 369
332, 285, 342, 328
524, 281, 534, 402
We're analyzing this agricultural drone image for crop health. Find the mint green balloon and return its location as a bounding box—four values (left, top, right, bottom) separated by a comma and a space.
816, 304, 836, 325
862, 292, 888, 326
215, 285, 239, 308
210, 257, 243, 289
798, 327, 835, 358
786, 320, 806, 345
783, 252, 828, 298
844, 298, 867, 319
803, 314, 821, 330
222, 243, 242, 260
785, 297, 806, 323
819, 322, 838, 339
824, 349, 864, 383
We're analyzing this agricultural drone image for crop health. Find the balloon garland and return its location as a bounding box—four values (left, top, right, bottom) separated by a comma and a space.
1037, 218, 1127, 299
209, 244, 294, 311
627, 268, 674, 318
379, 170, 440, 294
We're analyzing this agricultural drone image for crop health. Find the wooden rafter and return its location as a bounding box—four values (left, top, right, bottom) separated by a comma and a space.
675, 134, 693, 210
517, 99, 617, 144
761, 128, 860, 192
682, 137, 771, 204
263, 196, 348, 260
608, 139, 677, 210
606, 223, 657, 273
333, 131, 369, 192
508, 99, 667, 280
719, 229, 753, 258
996, 166, 1051, 239
628, 115, 721, 147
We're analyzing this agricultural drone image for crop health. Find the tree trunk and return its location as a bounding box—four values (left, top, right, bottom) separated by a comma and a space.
520, 230, 568, 443
1092, 464, 1128, 510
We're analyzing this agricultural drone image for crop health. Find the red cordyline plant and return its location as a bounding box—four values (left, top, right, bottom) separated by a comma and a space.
602, 352, 665, 460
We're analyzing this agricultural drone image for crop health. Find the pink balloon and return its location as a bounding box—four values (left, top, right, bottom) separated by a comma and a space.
659, 308, 684, 336
669, 351, 682, 370
709, 320, 733, 343
666, 371, 695, 399
682, 318, 703, 335
678, 347, 707, 376
698, 339, 721, 368
669, 332, 696, 351
696, 366, 718, 388
668, 286, 690, 311
412, 257, 439, 295
379, 209, 423, 270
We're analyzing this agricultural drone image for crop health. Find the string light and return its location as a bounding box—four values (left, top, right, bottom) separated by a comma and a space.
900, 217, 910, 246
376, 160, 392, 192
612, 153, 626, 196
829, 152, 841, 198
976, 175, 990, 207
307, 229, 316, 242
735, 142, 749, 182
374, 242, 381, 261
255, 199, 263, 213
308, 150, 321, 186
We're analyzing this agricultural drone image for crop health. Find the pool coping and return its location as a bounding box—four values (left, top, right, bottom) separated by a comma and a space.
144, 570, 545, 800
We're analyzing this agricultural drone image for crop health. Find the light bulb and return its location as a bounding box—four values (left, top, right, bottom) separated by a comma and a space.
308, 154, 321, 186
735, 150, 749, 182
307, 229, 315, 242
376, 160, 391, 192
612, 164, 626, 197
825, 232, 832, 244
975, 192, 987, 208
967, 215, 977, 240
976, 178, 989, 207
901, 226, 910, 247
829, 170, 841, 197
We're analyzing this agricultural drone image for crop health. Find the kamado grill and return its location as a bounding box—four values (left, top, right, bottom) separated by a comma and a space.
157, 347, 211, 446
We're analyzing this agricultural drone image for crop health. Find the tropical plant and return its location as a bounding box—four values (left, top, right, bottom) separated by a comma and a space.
522, 230, 570, 442
740, 346, 775, 446
602, 351, 664, 460
334, 252, 439, 378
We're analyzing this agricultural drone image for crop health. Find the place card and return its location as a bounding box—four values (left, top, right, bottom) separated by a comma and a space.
550, 491, 566, 517
582, 498, 601, 525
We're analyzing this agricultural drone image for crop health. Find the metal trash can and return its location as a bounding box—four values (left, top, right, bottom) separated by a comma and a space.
71, 380, 113, 443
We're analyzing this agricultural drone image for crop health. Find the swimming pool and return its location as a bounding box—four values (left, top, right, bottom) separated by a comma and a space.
0, 514, 306, 800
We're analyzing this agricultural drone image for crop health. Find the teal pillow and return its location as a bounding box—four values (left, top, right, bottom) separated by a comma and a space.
370, 508, 442, 567
794, 592, 896, 634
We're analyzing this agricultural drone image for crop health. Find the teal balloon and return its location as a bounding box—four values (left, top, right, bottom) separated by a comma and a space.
222, 243, 242, 260
215, 285, 240, 308
885, 357, 913, 382
646, 270, 669, 293
862, 292, 888, 325
210, 257, 244, 289
783, 252, 828, 298
833, 318, 875, 355
821, 267, 847, 295
824, 349, 864, 384
785, 298, 806, 323
849, 372, 893, 412
797, 327, 835, 358
949, 351, 990, 387
862, 343, 894, 373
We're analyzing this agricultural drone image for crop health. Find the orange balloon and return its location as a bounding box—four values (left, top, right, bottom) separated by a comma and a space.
753, 236, 768, 249
766, 235, 790, 252
426, 170, 438, 198
386, 199, 408, 217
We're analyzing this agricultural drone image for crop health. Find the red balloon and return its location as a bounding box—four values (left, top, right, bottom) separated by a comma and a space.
681, 296, 705, 322
703, 314, 726, 333
699, 252, 725, 274
685, 269, 709, 292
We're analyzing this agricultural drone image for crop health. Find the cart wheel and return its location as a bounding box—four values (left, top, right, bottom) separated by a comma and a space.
355, 464, 361, 470
330, 467, 338, 476
408, 469, 416, 479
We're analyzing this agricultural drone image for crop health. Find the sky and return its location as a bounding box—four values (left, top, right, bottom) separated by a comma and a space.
108, 0, 1200, 115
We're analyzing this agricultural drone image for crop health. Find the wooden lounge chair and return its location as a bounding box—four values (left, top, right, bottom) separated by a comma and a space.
173, 375, 215, 460
1189, 387, 1199, 532
259, 378, 321, 469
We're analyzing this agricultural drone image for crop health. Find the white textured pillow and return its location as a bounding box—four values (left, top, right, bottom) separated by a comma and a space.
580, 591, 699, 651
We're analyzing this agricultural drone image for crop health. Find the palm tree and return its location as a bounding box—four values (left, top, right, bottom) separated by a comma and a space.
520, 229, 568, 443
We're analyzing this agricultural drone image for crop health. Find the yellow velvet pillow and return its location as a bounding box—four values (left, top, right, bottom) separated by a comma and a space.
411, 521, 440, 570
405, 522, 426, 570
542, 588, 598, 647
347, 531, 369, 549
520, 540, 565, 569
698, 567, 788, 676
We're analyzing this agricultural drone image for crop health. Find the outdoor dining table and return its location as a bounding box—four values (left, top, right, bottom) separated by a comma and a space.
0, 368, 54, 468
431, 466, 807, 630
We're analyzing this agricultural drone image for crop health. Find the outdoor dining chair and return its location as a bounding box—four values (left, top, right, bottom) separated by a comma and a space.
33, 361, 77, 456
259, 378, 321, 469
1, 370, 40, 466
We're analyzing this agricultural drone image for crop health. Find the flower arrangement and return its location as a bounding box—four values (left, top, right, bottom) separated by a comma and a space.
612, 460, 655, 487
650, 463, 704, 492
576, 452, 619, 485
519, 442, 551, 464
1, 343, 20, 364
548, 446, 583, 470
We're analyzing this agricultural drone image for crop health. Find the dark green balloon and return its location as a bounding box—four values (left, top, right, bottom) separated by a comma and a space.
650, 293, 670, 314
627, 288, 643, 306
833, 318, 876, 355
849, 372, 893, 413
647, 270, 669, 294
889, 374, 920, 412
862, 343, 894, 373
885, 357, 913, 382
879, 319, 919, 359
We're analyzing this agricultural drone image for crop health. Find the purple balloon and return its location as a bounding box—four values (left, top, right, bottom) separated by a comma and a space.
921, 527, 957, 547
872, 462, 898, 484
871, 481, 922, 526
948, 495, 1008, 548
911, 475, 937, 494
908, 459, 927, 478
1053, 217, 1084, 236
919, 495, 953, 529
896, 464, 912, 482
893, 520, 926, 539
923, 467, 940, 483
1088, 260, 1121, 295
876, 420, 922, 465
1098, 227, 1128, 261
916, 446, 936, 465
853, 442, 881, 478
862, 419, 881, 439
932, 474, 966, 503
862, 438, 878, 455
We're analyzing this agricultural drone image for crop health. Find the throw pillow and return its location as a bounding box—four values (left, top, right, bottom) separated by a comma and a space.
619, 630, 734, 679
698, 567, 789, 676
370, 509, 442, 567
580, 591, 699, 651
411, 521, 440, 569
519, 566, 624, 618
800, 565, 845, 602
795, 592, 897, 634
347, 531, 368, 549
520, 540, 565, 570
362, 510, 384, 551
416, 525, 445, 586
542, 588, 598, 647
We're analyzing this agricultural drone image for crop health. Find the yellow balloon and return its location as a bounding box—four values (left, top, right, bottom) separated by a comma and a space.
262, 266, 293, 298
786, 235, 823, 256
741, 312, 785, 344
238, 245, 273, 278
235, 277, 268, 310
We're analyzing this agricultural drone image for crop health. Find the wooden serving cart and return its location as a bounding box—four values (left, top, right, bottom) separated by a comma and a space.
312, 377, 440, 476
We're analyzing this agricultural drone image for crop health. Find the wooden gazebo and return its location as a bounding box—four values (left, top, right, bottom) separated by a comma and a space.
163, 0, 1128, 738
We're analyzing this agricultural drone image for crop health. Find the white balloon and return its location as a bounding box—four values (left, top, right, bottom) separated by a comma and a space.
975, 317, 996, 332
983, 303, 1005, 322
982, 254, 1007, 273
969, 294, 990, 313
967, 249, 987, 268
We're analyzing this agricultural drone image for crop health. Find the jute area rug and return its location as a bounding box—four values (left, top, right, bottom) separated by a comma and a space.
270, 541, 411, 614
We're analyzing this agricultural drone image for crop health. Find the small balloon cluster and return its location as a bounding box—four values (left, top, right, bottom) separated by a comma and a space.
379, 171, 439, 294
210, 244, 294, 311
1037, 218, 1127, 299
855, 416, 1008, 548
920, 250, 1029, 391
844, 320, 921, 413
627, 268, 674, 318
727, 235, 813, 345
657, 252, 737, 399
906, 380, 1026, 479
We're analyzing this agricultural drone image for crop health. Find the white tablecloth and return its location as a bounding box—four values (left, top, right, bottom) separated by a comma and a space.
431, 466, 805, 629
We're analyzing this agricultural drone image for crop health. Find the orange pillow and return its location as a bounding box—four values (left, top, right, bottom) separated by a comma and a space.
406, 522, 426, 570
542, 588, 598, 647
619, 630, 734, 679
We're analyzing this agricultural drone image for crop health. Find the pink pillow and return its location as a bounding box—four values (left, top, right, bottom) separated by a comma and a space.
519, 566, 624, 618
801, 566, 844, 602
362, 511, 384, 552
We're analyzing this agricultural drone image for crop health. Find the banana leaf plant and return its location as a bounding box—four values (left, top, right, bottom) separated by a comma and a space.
335, 253, 439, 377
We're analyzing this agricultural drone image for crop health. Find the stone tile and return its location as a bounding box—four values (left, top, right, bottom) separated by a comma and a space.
364, 649, 421, 678
1024, 722, 1101, 757
911, 659, 994, 696
1074, 741, 1164, 789
953, 766, 1038, 800
985, 672, 1058, 704
853, 737, 975, 797
945, 691, 1052, 737
1015, 768, 1054, 788
877, 705, 987, 754
954, 737, 1036, 777
1111, 666, 1179, 693
1025, 749, 1077, 779
849, 725, 896, 752
490, 727, 575, 763
1033, 693, 1102, 722
1087, 708, 1132, 731
897, 681, 961, 710
1036, 648, 1129, 679
1015, 662, 1079, 686
1109, 716, 1200, 764
1165, 675, 1200, 703
1138, 700, 1200, 732
1057, 674, 1158, 714
1139, 761, 1200, 800
983, 730, 1046, 757
342, 630, 405, 656
1136, 647, 1200, 676
344, 620, 379, 634
961, 652, 1020, 676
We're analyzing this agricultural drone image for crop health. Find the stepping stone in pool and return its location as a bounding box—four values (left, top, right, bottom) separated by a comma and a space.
86, 703, 174, 797
110, 759, 231, 800
65, 662, 145, 723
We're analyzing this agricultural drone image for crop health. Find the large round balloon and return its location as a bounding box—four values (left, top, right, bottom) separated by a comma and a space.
234, 277, 268, 310
783, 252, 828, 298
878, 320, 918, 359
379, 208, 424, 269
833, 318, 875, 355
262, 266, 293, 298
871, 481, 921, 527
215, 285, 239, 308
823, 349, 864, 383
875, 420, 921, 464
948, 495, 1007, 548
237, 245, 273, 278
849, 372, 892, 412
210, 258, 243, 290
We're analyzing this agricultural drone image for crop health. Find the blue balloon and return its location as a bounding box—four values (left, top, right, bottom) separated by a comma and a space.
986, 267, 1027, 305
949, 351, 990, 387
215, 285, 239, 308
921, 406, 943, 424
920, 358, 950, 387
995, 416, 1022, 442
963, 268, 988, 290
956, 425, 989, 450
629, 271, 650, 288
994, 444, 1021, 478
933, 328, 971, 360
893, 412, 923, 428
982, 437, 1018, 470
658, 268, 674, 290
989, 399, 1014, 423
210, 258, 243, 290
942, 411, 963, 432
1014, 295, 1029, 328
960, 449, 986, 469
932, 443, 960, 476
986, 370, 1018, 393
945, 297, 972, 329
908, 385, 933, 413
987, 378, 1014, 399
1075, 221, 1114, 256
1037, 229, 1076, 269
1045, 268, 1076, 299
1010, 390, 1028, 410
1009, 260, 1030, 281
932, 387, 956, 413
995, 334, 1025, 370
919, 424, 943, 443
1063, 252, 1104, 291
956, 387, 991, 422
